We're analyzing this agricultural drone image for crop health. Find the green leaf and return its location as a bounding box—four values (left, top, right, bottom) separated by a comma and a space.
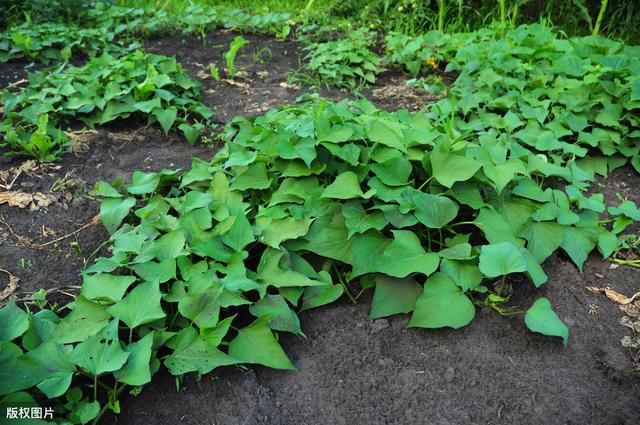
321, 171, 368, 199
151, 230, 186, 261
164, 332, 237, 375
107, 281, 166, 329
440, 259, 484, 291
178, 287, 222, 329
519, 247, 548, 288
408, 272, 476, 329
256, 248, 326, 288
560, 226, 597, 271
478, 242, 528, 277
370, 156, 412, 186
69, 321, 130, 376
341, 200, 387, 238
255, 216, 313, 247
114, 332, 155, 386
438, 243, 473, 260
201, 315, 235, 346
412, 192, 459, 229
430, 148, 482, 188
483, 159, 526, 194
133, 258, 176, 283
230, 162, 272, 191
179, 123, 201, 145
153, 106, 178, 134
27, 342, 75, 398
249, 294, 303, 335
524, 297, 569, 346
350, 230, 389, 277
0, 343, 49, 396
369, 276, 422, 319
21, 310, 59, 351
277, 137, 317, 166
597, 231, 617, 259
518, 221, 564, 263
608, 200, 640, 221
0, 300, 29, 342
91, 181, 122, 198
127, 171, 160, 195
228, 317, 297, 370
298, 211, 353, 264
474, 208, 521, 245
52, 296, 110, 344
75, 401, 100, 424
300, 282, 344, 312
80, 273, 137, 303
374, 230, 439, 278
366, 119, 407, 152
100, 197, 136, 234
222, 213, 255, 251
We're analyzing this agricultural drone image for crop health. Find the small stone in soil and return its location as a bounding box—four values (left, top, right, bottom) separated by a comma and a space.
444, 366, 455, 382
370, 319, 390, 334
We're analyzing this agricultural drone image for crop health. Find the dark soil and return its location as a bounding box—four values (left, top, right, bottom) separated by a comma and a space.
0, 125, 216, 297
144, 31, 439, 121
0, 58, 34, 90
0, 31, 638, 425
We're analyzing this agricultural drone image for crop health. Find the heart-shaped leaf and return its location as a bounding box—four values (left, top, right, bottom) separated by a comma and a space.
524, 297, 569, 346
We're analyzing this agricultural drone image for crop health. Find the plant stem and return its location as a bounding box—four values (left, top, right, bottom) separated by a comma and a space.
510, 3, 519, 27
499, 0, 506, 28
448, 221, 476, 228
418, 176, 434, 190
612, 258, 640, 267
438, 0, 446, 32
593, 0, 609, 36
497, 275, 507, 296
93, 375, 98, 402
334, 266, 356, 303
304, 0, 316, 13
91, 384, 127, 425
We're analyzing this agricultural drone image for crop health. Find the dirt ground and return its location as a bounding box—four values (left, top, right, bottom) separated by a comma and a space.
0, 32, 638, 425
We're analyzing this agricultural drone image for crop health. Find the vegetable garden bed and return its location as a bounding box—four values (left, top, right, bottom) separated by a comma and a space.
1, 20, 639, 425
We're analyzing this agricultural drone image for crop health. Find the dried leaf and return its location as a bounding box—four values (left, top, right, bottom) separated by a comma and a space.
0, 191, 56, 210
585, 286, 640, 305
0, 191, 33, 208
32, 193, 56, 210
619, 316, 640, 333
17, 160, 37, 174
620, 302, 640, 318
621, 335, 640, 349
0, 270, 19, 307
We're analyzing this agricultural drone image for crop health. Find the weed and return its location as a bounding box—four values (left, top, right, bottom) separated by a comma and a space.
224, 36, 249, 77
209, 63, 221, 81
0, 114, 69, 162
19, 257, 32, 271
253, 46, 273, 64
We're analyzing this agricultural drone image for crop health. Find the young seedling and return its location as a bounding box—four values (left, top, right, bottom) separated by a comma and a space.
224, 36, 249, 78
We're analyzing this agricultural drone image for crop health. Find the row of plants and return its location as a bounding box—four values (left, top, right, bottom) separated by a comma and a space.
2, 92, 639, 422
0, 2, 292, 64
0, 3, 296, 161
0, 50, 214, 161
2, 12, 639, 168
